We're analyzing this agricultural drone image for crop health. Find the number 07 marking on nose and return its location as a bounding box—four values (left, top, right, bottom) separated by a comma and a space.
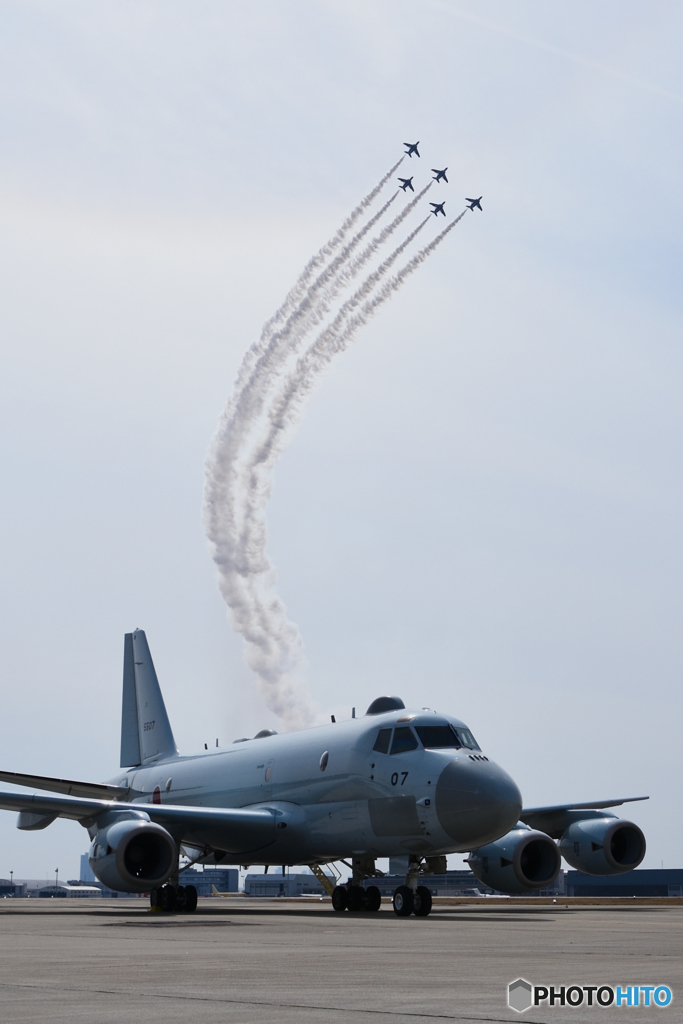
391, 772, 409, 786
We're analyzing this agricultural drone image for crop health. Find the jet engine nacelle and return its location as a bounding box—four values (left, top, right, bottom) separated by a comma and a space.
559, 816, 645, 875
468, 825, 561, 894
89, 813, 176, 893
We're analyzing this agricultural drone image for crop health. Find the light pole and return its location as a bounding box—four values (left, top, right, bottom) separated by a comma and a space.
9, 871, 13, 895
55, 868, 58, 890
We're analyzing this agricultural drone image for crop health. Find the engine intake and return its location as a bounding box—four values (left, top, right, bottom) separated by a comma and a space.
559, 816, 645, 875
89, 814, 176, 893
468, 825, 561, 894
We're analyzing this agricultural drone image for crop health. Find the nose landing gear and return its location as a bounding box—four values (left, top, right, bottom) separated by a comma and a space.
391, 855, 434, 917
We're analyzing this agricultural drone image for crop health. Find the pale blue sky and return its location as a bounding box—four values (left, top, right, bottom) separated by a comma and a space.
0, 0, 681, 877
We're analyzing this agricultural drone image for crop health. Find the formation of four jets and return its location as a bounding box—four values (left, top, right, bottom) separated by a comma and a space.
402, 141, 483, 217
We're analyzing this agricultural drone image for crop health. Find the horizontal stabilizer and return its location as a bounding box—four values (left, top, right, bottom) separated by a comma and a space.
0, 770, 129, 801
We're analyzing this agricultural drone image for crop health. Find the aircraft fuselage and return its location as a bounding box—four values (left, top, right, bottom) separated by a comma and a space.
108, 709, 522, 864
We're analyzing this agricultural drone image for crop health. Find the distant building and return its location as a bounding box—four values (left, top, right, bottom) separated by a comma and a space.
0, 878, 26, 898
356, 870, 492, 897
179, 867, 238, 896
34, 884, 102, 898
79, 854, 96, 883
244, 871, 331, 896
385, 863, 564, 896
566, 869, 683, 897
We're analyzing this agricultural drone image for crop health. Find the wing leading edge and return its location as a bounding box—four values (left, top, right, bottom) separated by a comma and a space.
0, 770, 130, 801
521, 796, 649, 840
0, 788, 278, 852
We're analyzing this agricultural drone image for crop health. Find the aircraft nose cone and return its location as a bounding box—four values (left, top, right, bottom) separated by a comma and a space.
435, 756, 522, 846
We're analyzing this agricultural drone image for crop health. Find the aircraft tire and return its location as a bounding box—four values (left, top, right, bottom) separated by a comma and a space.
331, 885, 348, 912
346, 886, 365, 912
174, 885, 187, 911
183, 884, 198, 912
413, 885, 433, 917
392, 885, 414, 917
364, 885, 381, 912
150, 887, 160, 909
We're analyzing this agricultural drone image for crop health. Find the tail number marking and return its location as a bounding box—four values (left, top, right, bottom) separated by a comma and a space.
143, 721, 156, 731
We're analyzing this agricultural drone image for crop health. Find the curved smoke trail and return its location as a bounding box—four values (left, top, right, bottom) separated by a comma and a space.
205, 154, 467, 727
205, 173, 415, 727
229, 157, 404, 407
236, 213, 469, 629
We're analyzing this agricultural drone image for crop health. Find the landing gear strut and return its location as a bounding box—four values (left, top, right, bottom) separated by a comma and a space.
150, 883, 197, 912
392, 855, 433, 917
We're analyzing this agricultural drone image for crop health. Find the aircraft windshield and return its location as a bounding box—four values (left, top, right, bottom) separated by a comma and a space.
413, 723, 482, 751
414, 724, 461, 748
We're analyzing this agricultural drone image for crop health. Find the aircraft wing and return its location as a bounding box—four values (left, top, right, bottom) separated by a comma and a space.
520, 796, 648, 839
0, 788, 278, 850
0, 770, 130, 801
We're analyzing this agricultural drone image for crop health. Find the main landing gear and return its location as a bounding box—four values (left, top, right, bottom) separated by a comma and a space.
331, 884, 382, 912
150, 883, 198, 912
331, 854, 382, 913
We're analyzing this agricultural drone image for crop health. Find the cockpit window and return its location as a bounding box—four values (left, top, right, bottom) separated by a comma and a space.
390, 726, 418, 755
373, 728, 392, 754
455, 727, 480, 751
414, 724, 461, 749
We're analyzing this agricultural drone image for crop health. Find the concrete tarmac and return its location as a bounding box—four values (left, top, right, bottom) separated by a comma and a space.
0, 898, 680, 1023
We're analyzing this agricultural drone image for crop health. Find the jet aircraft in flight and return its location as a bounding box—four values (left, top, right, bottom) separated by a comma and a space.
404, 142, 420, 157
430, 202, 446, 217
466, 196, 483, 211
431, 168, 448, 183
0, 630, 647, 917
398, 177, 414, 192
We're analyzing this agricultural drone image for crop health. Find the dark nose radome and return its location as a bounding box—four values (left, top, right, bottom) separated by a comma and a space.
435, 757, 522, 846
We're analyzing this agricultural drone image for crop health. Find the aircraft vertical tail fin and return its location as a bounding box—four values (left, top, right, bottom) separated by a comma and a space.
120, 630, 178, 768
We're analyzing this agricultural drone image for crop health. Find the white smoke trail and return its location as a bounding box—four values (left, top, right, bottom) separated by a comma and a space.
232, 216, 436, 674
221, 180, 428, 450
226, 183, 432, 433
237, 213, 468, 610
230, 157, 404, 404
205, 174, 411, 723
205, 168, 410, 728
205, 189, 406, 532
206, 146, 466, 729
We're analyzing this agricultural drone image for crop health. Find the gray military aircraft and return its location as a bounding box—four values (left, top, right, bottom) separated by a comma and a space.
398, 177, 414, 192
0, 630, 647, 917
466, 196, 483, 211
404, 141, 420, 158
430, 202, 446, 217
431, 168, 448, 183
